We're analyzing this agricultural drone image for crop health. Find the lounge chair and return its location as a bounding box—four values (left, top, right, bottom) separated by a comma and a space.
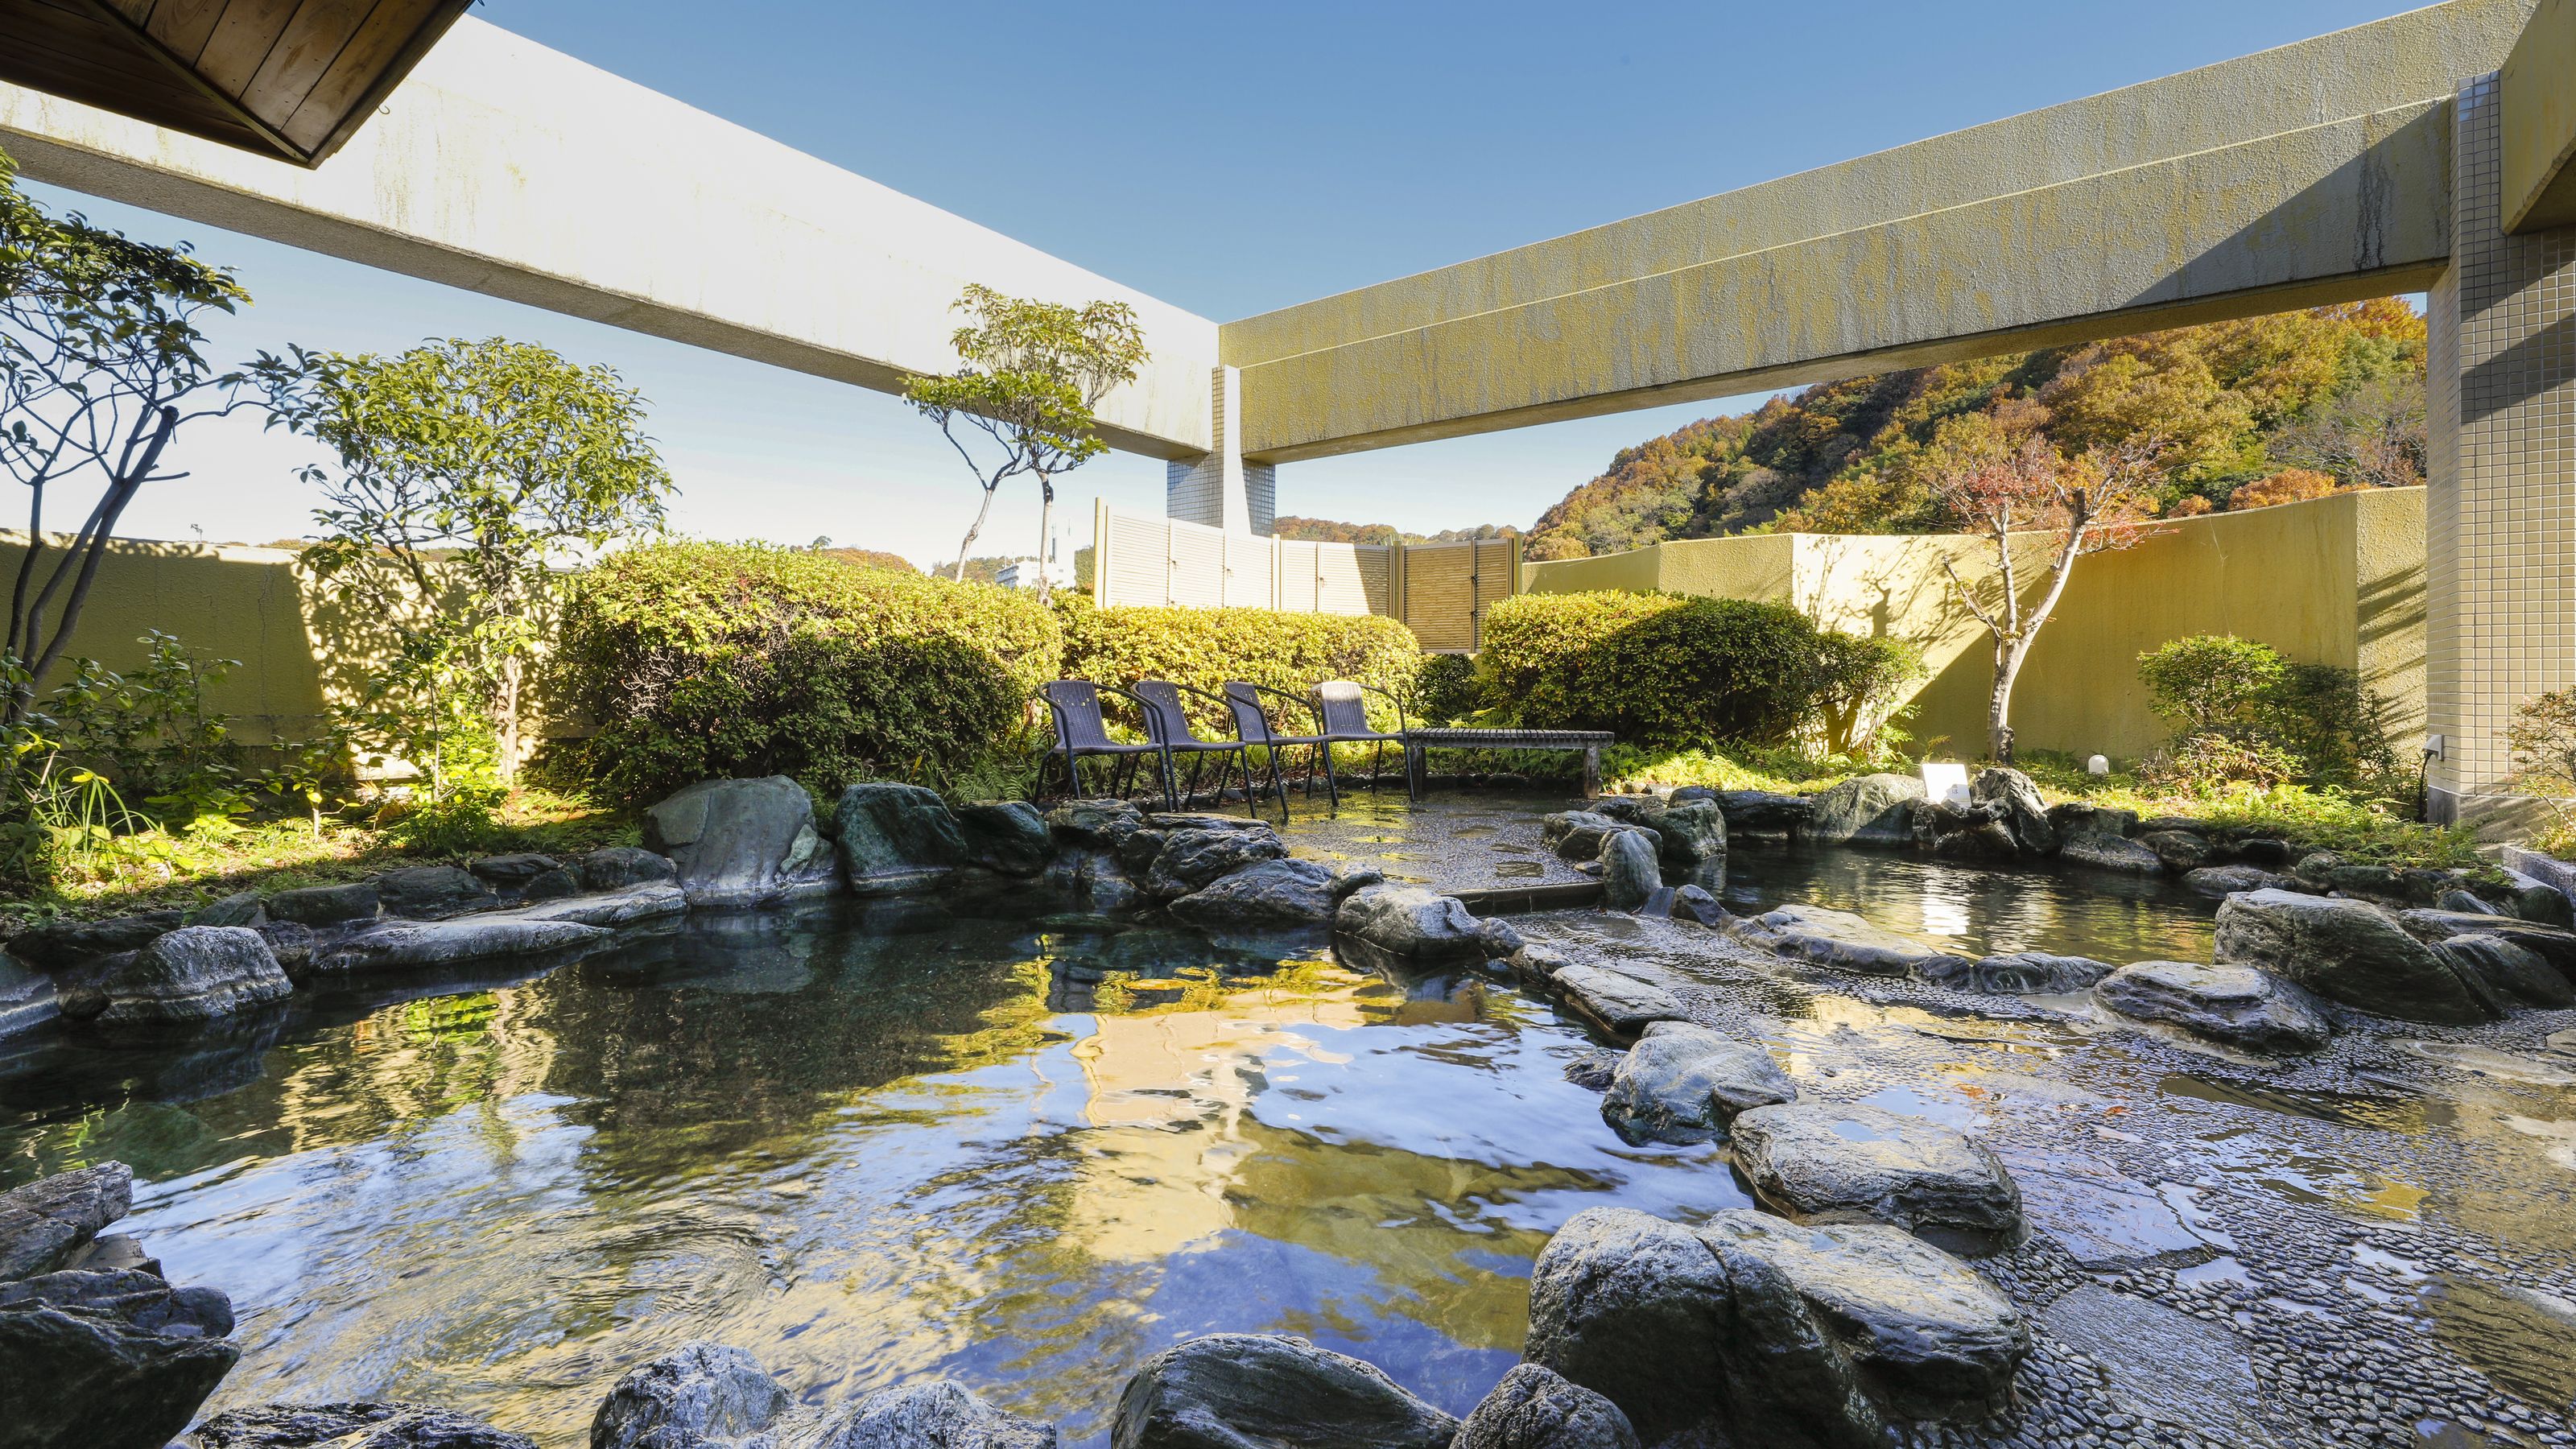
1312, 680, 1413, 801
1223, 680, 1340, 812
1033, 680, 1174, 809
1132, 679, 1259, 817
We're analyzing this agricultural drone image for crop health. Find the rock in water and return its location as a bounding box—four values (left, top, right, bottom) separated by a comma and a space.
0, 1265, 240, 1449
193, 1401, 539, 1448
1728, 1102, 2025, 1250
591, 1340, 791, 1449
265, 882, 379, 927
1542, 811, 1641, 862
60, 926, 291, 1025
1451, 1364, 1638, 1449
0, 1162, 132, 1279
373, 865, 497, 919
1599, 1023, 1794, 1144
2429, 933, 2576, 1009
1146, 826, 1288, 898
1045, 799, 1146, 849
1335, 885, 1487, 958
1524, 1206, 2025, 1447
642, 777, 839, 906
2215, 889, 2502, 1024
808, 1379, 1055, 1448
836, 782, 970, 895
956, 800, 1054, 876
510, 885, 691, 929
1595, 798, 1727, 865
2094, 960, 2333, 1053
1708, 790, 1810, 836
308, 917, 610, 975
2060, 832, 2166, 874
1918, 952, 2112, 995
2184, 865, 2285, 898
1551, 966, 1688, 1037
1970, 767, 2056, 856
2037, 1285, 2277, 1447
1803, 774, 1924, 848
1598, 829, 1662, 910
1170, 860, 1347, 927
2398, 910, 2576, 978
1728, 904, 1945, 976
577, 846, 681, 891
1110, 1332, 1457, 1449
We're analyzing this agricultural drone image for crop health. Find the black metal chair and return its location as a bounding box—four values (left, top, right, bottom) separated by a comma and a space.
1132, 679, 1259, 818
1313, 679, 1414, 801
1224, 680, 1338, 812
1033, 680, 1175, 809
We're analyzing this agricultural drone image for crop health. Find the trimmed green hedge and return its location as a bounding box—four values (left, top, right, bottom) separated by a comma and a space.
1476, 590, 1910, 750
1059, 597, 1422, 733
552, 541, 1062, 803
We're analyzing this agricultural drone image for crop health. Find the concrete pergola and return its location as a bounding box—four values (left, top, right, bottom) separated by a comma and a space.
2, 0, 2573, 822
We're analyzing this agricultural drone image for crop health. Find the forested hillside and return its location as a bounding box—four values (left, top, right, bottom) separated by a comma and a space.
1521, 299, 2427, 559
1273, 517, 1518, 547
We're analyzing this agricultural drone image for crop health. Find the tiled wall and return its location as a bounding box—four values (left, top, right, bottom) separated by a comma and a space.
2428, 72, 2576, 820
1165, 366, 1273, 535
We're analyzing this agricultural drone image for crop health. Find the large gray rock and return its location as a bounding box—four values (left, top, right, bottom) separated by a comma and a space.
58, 926, 291, 1026
194, 1401, 539, 1448
0, 1162, 131, 1280
956, 800, 1054, 876
1597, 830, 1662, 910
1170, 860, 1353, 927
308, 916, 609, 975
466, 852, 564, 890
836, 782, 969, 895
1525, 1207, 2025, 1448
1039, 846, 1146, 915
373, 865, 496, 919
1335, 885, 1486, 958
1918, 952, 2112, 995
266, 883, 378, 927
5, 910, 185, 968
2429, 934, 2576, 1009
1451, 1364, 1637, 1449
807, 1379, 1054, 1449
0, 1265, 239, 1449
1804, 774, 1925, 848
1971, 767, 2056, 856
1729, 1102, 2025, 1250
2136, 829, 2214, 873
591, 1341, 791, 1449
1600, 1022, 1794, 1144
1708, 790, 1810, 836
1045, 798, 1146, 849
1542, 811, 1641, 863
2215, 889, 2501, 1024
1595, 798, 1726, 865
2094, 960, 2333, 1054
187, 890, 266, 927
1109, 1333, 1457, 1449
2184, 864, 2285, 898
2398, 910, 2576, 980
577, 846, 681, 892
2038, 1285, 2277, 1447
642, 777, 839, 906
510, 885, 691, 929
1146, 825, 1288, 898
2060, 832, 2166, 874
1728, 904, 1946, 977
0, 955, 56, 1039
1551, 965, 1688, 1037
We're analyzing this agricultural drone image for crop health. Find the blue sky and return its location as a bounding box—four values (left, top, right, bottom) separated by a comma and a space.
29, 0, 2424, 564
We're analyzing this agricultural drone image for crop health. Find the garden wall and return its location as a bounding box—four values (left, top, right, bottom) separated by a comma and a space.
1521, 488, 2426, 762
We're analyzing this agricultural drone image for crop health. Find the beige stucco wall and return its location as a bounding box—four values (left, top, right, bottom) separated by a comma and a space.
1521, 489, 2426, 763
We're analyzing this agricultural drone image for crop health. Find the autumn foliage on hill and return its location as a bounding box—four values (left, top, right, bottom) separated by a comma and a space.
1523, 299, 2425, 559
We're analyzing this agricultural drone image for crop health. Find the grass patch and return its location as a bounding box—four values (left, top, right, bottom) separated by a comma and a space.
9, 786, 634, 927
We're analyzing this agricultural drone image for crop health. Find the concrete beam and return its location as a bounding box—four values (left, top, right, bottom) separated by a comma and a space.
2503, 0, 2576, 231
0, 17, 1219, 460
1225, 0, 2534, 463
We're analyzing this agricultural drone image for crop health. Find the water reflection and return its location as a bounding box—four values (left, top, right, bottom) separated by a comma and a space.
0, 903, 1746, 1446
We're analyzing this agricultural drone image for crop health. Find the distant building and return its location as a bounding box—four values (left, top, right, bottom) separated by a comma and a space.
995, 518, 1077, 590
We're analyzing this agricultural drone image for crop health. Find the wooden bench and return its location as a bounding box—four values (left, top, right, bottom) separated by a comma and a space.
1402, 728, 1617, 796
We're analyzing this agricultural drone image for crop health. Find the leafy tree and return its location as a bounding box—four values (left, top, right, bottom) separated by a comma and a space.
1928, 427, 2167, 762
0, 146, 255, 724
2137, 634, 2289, 735
254, 338, 672, 787
2227, 468, 2345, 511
905, 285, 1146, 603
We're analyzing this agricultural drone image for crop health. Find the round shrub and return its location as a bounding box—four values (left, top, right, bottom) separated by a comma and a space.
551, 541, 1063, 804
1478, 591, 1855, 749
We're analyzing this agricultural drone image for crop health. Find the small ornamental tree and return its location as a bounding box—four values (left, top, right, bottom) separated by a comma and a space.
1930, 427, 2166, 762
0, 146, 256, 724
254, 338, 672, 786
905, 285, 1146, 602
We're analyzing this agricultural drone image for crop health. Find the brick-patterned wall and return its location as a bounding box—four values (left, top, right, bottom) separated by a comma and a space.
2428, 71, 2576, 818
